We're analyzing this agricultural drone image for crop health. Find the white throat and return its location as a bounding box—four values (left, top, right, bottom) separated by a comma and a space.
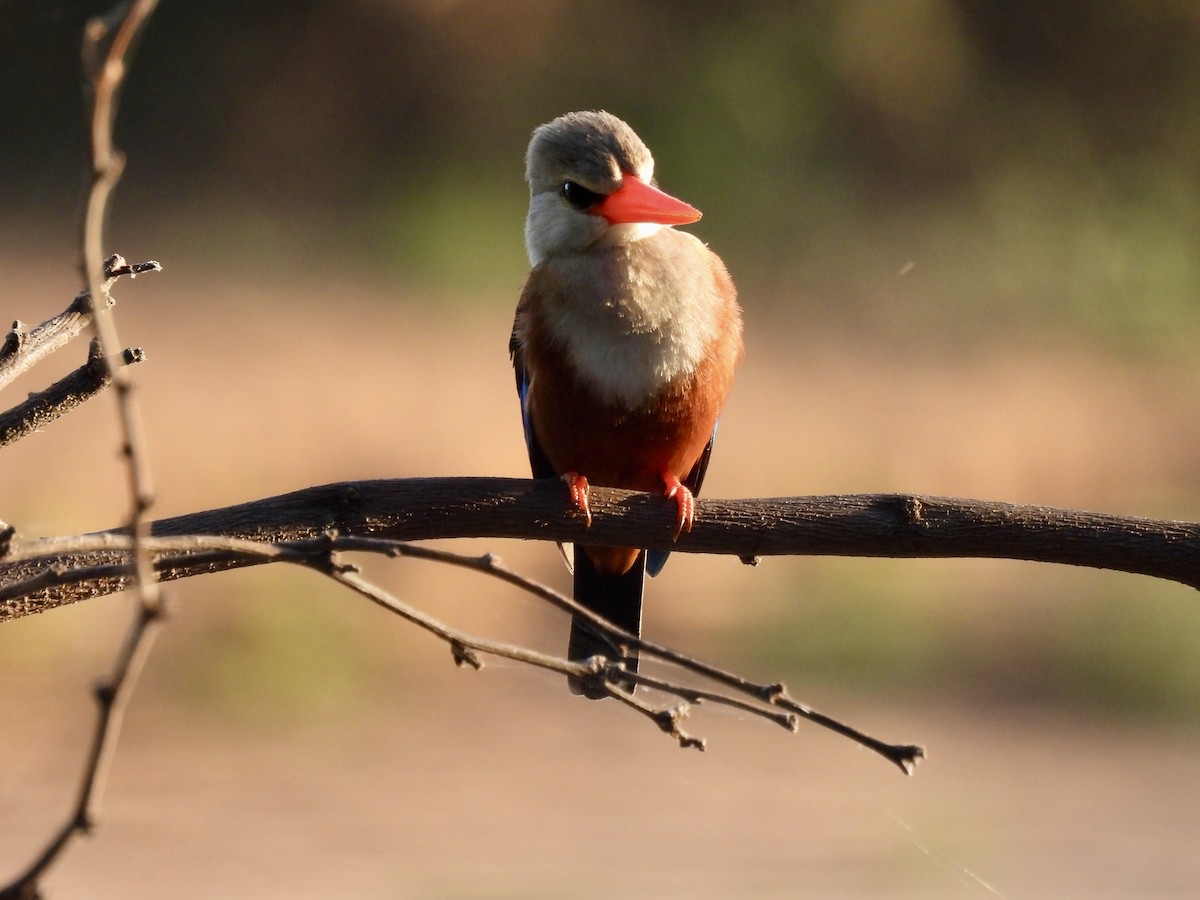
600, 222, 665, 250
525, 217, 666, 268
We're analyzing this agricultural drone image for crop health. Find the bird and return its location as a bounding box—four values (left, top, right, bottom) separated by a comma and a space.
509, 110, 743, 698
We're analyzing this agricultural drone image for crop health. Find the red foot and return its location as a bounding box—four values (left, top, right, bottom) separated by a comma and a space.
661, 473, 695, 541
561, 472, 592, 527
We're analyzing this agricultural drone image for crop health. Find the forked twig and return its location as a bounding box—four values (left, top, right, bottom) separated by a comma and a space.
330, 538, 923, 772
0, 531, 925, 773
0, 257, 158, 393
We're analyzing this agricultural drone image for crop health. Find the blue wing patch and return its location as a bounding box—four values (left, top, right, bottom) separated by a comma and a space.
517, 368, 535, 456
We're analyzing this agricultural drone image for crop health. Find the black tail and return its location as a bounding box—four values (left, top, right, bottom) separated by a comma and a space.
567, 550, 646, 699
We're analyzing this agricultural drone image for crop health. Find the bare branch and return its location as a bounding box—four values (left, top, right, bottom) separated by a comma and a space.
0, 338, 144, 447
3, 480, 1198, 624
0, 258, 158, 392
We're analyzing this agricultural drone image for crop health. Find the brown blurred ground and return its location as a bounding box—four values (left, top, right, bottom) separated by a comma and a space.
2, 264, 1199, 897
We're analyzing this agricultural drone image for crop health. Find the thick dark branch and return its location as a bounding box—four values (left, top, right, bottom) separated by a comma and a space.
0, 338, 144, 446
2, 478, 1198, 622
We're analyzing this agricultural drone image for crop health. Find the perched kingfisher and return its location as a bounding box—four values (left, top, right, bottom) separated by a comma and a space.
510, 110, 743, 697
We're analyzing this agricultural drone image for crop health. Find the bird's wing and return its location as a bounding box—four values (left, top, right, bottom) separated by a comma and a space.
509, 312, 556, 480
511, 305, 573, 571
683, 421, 718, 498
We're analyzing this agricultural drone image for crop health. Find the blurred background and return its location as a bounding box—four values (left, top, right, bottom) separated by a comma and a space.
2, 1, 1200, 896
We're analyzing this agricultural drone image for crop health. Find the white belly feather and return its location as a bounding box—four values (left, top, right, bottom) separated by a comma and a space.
539, 233, 719, 410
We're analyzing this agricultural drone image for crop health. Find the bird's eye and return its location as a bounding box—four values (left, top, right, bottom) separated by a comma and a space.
561, 181, 603, 211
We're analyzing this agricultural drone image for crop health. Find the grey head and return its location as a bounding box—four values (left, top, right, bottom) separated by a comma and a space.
523, 110, 657, 266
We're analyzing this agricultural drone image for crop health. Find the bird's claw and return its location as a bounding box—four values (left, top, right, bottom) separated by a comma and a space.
562, 472, 592, 527
662, 473, 695, 542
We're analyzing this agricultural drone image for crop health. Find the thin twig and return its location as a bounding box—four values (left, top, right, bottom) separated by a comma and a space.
621, 668, 800, 732
0, 530, 924, 771
323, 562, 573, 674
81, 1, 162, 612
309, 558, 769, 754
330, 538, 921, 771
0, 4, 162, 897
0, 599, 164, 900
316, 545, 873, 763
2, 531, 294, 563
609, 689, 707, 751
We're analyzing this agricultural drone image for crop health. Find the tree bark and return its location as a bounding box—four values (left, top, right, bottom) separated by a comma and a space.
2, 478, 1197, 623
